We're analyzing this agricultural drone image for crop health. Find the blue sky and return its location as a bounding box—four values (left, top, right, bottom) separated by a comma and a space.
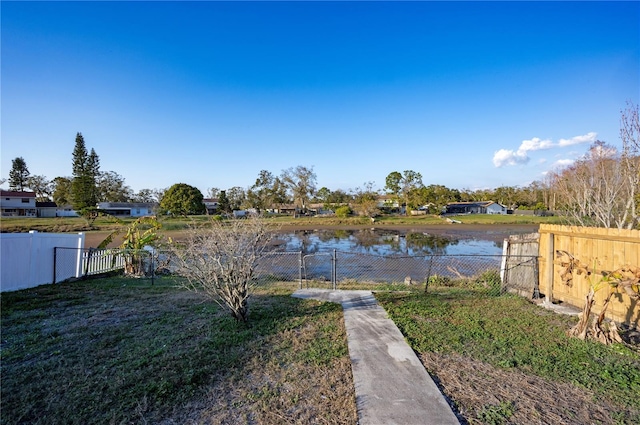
2, 1, 639, 197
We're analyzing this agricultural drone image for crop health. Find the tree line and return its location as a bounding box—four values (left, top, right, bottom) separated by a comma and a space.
4, 133, 164, 208
3, 103, 639, 229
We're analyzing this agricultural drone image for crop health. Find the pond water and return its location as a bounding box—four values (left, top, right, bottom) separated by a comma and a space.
275, 228, 504, 256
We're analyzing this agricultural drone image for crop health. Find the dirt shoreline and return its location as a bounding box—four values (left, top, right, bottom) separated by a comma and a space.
83, 223, 540, 248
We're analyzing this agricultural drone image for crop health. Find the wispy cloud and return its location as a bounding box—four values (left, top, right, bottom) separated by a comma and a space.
519, 137, 554, 152
558, 132, 597, 147
493, 132, 596, 168
551, 159, 575, 169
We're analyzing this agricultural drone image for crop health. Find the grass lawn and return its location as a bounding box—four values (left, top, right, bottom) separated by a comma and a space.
2, 277, 638, 424
376, 289, 640, 424
0, 278, 357, 424
0, 213, 562, 234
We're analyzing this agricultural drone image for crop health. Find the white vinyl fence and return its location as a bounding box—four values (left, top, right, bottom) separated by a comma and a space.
0, 231, 85, 292
53, 247, 126, 283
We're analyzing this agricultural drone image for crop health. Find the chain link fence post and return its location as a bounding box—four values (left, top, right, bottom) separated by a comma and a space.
298, 251, 303, 289
332, 249, 337, 290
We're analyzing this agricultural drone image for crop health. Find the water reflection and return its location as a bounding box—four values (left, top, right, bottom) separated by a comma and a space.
278, 229, 502, 256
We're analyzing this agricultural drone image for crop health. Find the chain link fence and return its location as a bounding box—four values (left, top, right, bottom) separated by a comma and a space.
289, 250, 539, 296
53, 247, 539, 297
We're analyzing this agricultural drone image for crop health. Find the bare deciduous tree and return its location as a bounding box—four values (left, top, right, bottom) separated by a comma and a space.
171, 216, 275, 322
351, 182, 380, 219
550, 103, 640, 229
26, 175, 52, 202
551, 141, 634, 229
281, 165, 317, 212
620, 101, 640, 229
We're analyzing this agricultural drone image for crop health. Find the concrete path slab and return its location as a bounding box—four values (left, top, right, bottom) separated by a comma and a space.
292, 289, 459, 425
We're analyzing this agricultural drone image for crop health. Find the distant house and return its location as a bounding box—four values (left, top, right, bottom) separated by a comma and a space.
272, 204, 299, 215
36, 201, 58, 218
97, 202, 157, 217
445, 201, 507, 215
376, 195, 400, 210
307, 203, 333, 215
0, 190, 37, 217
203, 198, 219, 215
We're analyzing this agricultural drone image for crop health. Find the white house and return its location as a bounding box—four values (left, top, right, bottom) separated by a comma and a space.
485, 202, 508, 215
97, 202, 157, 217
203, 198, 219, 215
376, 195, 401, 211
0, 190, 37, 217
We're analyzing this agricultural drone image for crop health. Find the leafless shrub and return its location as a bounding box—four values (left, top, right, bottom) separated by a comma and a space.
171, 215, 275, 322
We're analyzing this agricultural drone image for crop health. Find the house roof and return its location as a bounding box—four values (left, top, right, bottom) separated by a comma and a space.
446, 201, 500, 207
1, 190, 36, 198
276, 204, 298, 210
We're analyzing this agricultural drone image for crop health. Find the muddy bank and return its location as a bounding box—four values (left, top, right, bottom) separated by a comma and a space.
83, 224, 539, 248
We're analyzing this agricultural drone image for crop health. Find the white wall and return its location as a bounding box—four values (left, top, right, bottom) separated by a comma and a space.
0, 231, 85, 292
487, 203, 507, 214
1, 195, 36, 208
131, 207, 154, 217
56, 209, 79, 217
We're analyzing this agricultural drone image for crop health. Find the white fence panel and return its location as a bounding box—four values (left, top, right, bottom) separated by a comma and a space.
1, 231, 84, 292
83, 249, 126, 275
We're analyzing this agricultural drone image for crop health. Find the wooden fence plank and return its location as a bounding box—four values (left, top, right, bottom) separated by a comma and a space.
538, 224, 639, 326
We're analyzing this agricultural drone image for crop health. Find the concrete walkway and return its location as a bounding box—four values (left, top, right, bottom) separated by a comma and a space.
292, 289, 459, 425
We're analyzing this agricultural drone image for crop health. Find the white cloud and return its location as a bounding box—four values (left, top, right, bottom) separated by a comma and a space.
493, 137, 552, 167
493, 132, 597, 168
558, 132, 597, 147
519, 137, 553, 152
551, 159, 575, 169
493, 148, 529, 167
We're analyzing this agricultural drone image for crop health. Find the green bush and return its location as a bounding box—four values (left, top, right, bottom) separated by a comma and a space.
474, 269, 502, 296
335, 206, 352, 218
428, 274, 451, 286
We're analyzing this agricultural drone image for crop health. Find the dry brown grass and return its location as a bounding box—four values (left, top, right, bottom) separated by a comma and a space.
421, 352, 622, 425
0, 278, 357, 424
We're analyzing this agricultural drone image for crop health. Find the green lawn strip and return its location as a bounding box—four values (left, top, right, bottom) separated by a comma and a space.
375, 290, 640, 414
0, 277, 353, 424
0, 213, 562, 233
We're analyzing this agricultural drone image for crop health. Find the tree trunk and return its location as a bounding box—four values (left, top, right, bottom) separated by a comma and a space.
568, 287, 595, 340
591, 289, 623, 344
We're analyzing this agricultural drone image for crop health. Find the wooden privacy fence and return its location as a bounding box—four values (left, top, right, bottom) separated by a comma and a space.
538, 224, 640, 326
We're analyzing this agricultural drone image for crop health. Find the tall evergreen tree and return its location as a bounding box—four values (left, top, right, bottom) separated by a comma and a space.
218, 190, 230, 213
87, 148, 101, 204
72, 133, 88, 176
9, 157, 30, 191
70, 132, 100, 210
